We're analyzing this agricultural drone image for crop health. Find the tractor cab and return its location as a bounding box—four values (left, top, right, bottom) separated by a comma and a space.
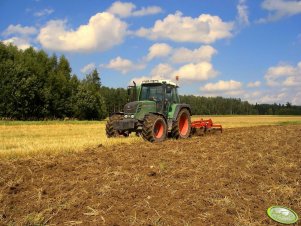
139, 80, 180, 115
140, 80, 179, 102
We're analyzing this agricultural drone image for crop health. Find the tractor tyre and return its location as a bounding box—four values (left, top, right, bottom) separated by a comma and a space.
142, 114, 167, 142
106, 114, 124, 138
171, 108, 191, 139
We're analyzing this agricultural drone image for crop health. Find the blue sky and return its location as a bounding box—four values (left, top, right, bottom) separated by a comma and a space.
1, 0, 301, 104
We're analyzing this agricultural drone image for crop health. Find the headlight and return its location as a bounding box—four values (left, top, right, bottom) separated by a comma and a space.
131, 114, 134, 118
124, 115, 128, 118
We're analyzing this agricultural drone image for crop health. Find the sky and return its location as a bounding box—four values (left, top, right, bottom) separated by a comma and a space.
1, 0, 301, 105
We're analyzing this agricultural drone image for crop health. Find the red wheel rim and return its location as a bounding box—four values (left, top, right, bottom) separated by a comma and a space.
154, 120, 164, 138
179, 113, 189, 136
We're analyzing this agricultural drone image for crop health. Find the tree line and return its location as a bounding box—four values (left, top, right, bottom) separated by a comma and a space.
180, 95, 301, 115
0, 42, 300, 120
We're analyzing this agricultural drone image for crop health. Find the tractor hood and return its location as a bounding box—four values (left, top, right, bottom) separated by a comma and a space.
124, 101, 156, 114
124, 101, 156, 120
124, 101, 140, 114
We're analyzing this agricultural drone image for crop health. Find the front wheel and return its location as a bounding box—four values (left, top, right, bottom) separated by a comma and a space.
106, 114, 123, 138
142, 114, 167, 142
171, 108, 191, 139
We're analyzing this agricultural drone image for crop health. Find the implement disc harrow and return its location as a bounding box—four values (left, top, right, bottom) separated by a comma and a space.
191, 118, 223, 136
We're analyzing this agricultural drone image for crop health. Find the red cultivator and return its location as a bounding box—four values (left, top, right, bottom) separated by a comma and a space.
191, 118, 223, 136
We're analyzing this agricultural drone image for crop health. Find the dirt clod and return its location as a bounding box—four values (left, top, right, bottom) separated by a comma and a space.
147, 171, 157, 177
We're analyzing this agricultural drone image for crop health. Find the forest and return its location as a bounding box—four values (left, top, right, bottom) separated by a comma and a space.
1, 42, 301, 120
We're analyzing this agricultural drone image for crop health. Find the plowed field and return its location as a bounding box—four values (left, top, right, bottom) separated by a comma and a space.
1, 125, 301, 225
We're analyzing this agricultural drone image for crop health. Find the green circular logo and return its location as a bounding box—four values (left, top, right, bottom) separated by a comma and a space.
267, 206, 299, 224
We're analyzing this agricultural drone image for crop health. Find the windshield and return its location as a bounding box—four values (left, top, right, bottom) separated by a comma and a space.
140, 84, 163, 101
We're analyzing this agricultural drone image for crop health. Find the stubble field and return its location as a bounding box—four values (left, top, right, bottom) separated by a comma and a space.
1, 115, 300, 157
0, 116, 301, 225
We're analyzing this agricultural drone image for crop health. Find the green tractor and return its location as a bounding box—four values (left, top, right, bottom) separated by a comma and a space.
106, 79, 192, 142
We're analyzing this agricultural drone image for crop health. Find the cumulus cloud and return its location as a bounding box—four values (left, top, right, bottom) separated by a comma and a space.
136, 11, 234, 43
2, 24, 37, 36
135, 62, 218, 82
236, 0, 250, 26
104, 56, 145, 74
107, 1, 162, 18
258, 92, 287, 103
146, 43, 172, 61
292, 91, 301, 105
2, 24, 37, 50
173, 62, 218, 81
171, 45, 217, 64
201, 80, 242, 92
264, 61, 301, 87
245, 61, 301, 104
107, 1, 135, 18
130, 76, 152, 85
145, 43, 217, 64
247, 81, 261, 88
130, 61, 218, 84
81, 63, 96, 74
38, 12, 127, 52
34, 8, 54, 17
150, 63, 174, 78
258, 0, 301, 23
2, 37, 31, 50
131, 6, 162, 17
199, 80, 246, 98
242, 89, 301, 105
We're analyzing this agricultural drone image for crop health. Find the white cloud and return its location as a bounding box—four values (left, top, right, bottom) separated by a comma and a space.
150, 63, 174, 78
136, 11, 234, 43
146, 43, 172, 61
132, 6, 162, 17
171, 45, 217, 64
264, 61, 301, 87
247, 81, 261, 88
292, 91, 301, 105
243, 89, 301, 105
201, 80, 242, 92
34, 8, 54, 17
2, 37, 31, 50
2, 24, 37, 50
243, 90, 262, 99
2, 24, 37, 36
81, 63, 96, 74
145, 43, 217, 64
236, 0, 250, 26
130, 76, 151, 85
173, 62, 218, 81
130, 61, 218, 85
107, 1, 135, 18
38, 12, 127, 52
258, 92, 287, 103
246, 61, 301, 104
107, 1, 162, 18
258, 0, 301, 23
104, 56, 145, 74
200, 80, 248, 99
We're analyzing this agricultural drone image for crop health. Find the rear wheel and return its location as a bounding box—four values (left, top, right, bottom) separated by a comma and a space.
142, 114, 167, 142
171, 108, 191, 139
106, 114, 124, 137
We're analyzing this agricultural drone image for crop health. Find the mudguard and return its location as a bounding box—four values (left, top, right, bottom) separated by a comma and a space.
172, 104, 192, 120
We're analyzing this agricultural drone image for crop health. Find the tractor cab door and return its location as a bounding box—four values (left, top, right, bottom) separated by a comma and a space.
165, 85, 178, 116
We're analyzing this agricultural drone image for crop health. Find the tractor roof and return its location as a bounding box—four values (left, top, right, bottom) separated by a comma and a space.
141, 79, 177, 87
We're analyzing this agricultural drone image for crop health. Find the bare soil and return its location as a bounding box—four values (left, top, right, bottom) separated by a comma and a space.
1, 125, 301, 225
